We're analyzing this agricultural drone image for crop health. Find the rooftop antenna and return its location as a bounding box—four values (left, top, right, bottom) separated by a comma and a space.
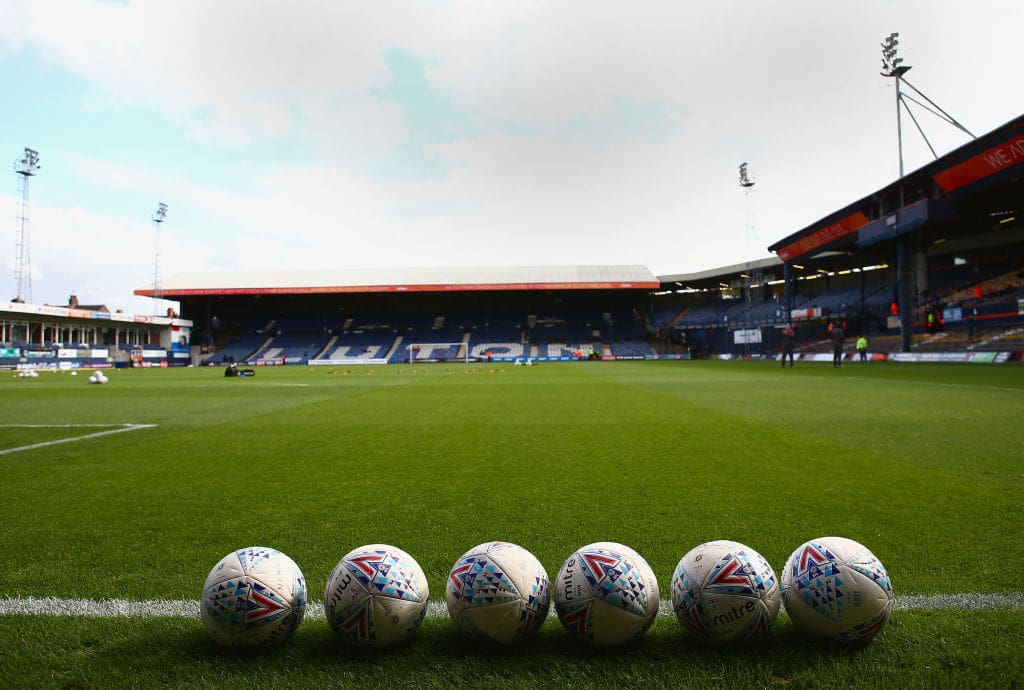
881, 32, 975, 178
151, 202, 168, 314
13, 147, 40, 304
739, 162, 757, 242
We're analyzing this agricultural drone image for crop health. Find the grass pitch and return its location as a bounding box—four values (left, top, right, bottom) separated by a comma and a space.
1, 360, 1022, 688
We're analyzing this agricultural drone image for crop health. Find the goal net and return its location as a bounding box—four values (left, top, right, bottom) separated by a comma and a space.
405, 342, 469, 364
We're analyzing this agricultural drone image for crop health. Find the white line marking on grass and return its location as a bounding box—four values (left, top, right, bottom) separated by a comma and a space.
0, 597, 202, 618
0, 424, 156, 456
892, 592, 1024, 610
2, 593, 1022, 619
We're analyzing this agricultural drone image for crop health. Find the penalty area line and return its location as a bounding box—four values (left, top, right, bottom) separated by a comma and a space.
0, 424, 157, 456
1, 593, 1022, 619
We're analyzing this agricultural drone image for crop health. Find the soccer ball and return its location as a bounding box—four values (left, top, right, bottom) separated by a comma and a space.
200, 546, 307, 648
781, 536, 894, 643
445, 541, 550, 644
671, 540, 781, 643
324, 544, 429, 648
554, 541, 659, 646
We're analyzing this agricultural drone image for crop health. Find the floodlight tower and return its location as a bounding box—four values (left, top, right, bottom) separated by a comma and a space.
151, 202, 168, 311
881, 33, 975, 355
13, 147, 40, 304
881, 33, 974, 180
880, 33, 911, 178
739, 162, 757, 242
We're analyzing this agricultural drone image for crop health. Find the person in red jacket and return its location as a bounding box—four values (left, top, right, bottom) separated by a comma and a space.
831, 322, 845, 368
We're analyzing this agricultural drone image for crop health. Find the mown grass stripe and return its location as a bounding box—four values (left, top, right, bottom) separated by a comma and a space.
2, 593, 1022, 619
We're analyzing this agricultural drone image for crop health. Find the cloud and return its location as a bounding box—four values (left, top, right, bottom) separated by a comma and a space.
1, 0, 1022, 316
6, 0, 394, 144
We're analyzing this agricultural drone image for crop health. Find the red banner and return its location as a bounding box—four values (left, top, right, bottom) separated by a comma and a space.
933, 134, 1024, 192
775, 211, 869, 262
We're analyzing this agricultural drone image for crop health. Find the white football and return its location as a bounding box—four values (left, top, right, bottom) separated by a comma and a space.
554, 541, 659, 646
324, 544, 429, 648
446, 541, 550, 644
200, 546, 307, 648
671, 540, 780, 643
782, 536, 894, 643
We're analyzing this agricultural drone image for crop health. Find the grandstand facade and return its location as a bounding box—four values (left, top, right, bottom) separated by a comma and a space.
5, 116, 1020, 369
128, 113, 1023, 366
138, 266, 665, 366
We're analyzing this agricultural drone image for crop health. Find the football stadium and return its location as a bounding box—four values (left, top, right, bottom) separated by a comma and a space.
2, 112, 1022, 686
3, 23, 1024, 690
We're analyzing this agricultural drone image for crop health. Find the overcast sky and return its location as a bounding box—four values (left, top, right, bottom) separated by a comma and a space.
1, 0, 1021, 314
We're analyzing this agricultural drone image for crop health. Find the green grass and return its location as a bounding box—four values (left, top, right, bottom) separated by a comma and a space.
1, 361, 1022, 687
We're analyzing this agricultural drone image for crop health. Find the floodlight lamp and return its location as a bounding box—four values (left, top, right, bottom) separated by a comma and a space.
14, 147, 41, 175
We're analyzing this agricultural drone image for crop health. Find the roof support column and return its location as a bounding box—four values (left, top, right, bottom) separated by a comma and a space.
783, 262, 793, 322
897, 239, 912, 352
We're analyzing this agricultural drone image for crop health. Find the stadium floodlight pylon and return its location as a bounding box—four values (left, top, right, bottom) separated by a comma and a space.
880, 32, 975, 179
13, 147, 40, 304
151, 202, 168, 315
405, 342, 469, 364
739, 162, 757, 243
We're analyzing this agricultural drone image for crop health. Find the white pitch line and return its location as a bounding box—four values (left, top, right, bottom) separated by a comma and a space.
892, 592, 1024, 610
0, 424, 148, 428
0, 424, 157, 456
1, 593, 1021, 620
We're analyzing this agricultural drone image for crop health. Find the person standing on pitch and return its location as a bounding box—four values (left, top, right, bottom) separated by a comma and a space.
856, 334, 869, 362
831, 322, 845, 368
780, 323, 796, 368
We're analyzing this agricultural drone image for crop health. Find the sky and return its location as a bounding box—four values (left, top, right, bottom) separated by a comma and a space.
0, 0, 1021, 315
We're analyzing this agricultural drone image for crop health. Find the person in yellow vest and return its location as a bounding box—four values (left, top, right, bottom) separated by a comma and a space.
856, 335, 869, 362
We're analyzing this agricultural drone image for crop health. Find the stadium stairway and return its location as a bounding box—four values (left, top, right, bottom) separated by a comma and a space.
386, 335, 404, 362
245, 336, 275, 363
316, 335, 339, 360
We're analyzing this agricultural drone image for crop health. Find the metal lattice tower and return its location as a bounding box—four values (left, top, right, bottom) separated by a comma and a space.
739, 162, 757, 242
13, 147, 40, 303
151, 202, 168, 310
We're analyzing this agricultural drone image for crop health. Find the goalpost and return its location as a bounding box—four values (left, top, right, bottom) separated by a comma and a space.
405, 342, 469, 364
